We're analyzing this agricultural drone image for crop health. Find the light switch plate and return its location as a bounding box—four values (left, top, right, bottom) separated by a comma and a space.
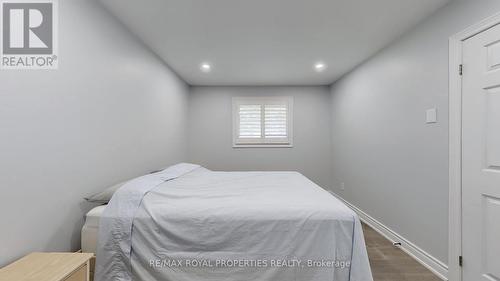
426, 108, 437, 123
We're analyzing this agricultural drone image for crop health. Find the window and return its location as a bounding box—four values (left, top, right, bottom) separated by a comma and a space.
232, 97, 293, 147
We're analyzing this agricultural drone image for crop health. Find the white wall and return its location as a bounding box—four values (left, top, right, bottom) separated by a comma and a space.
329, 0, 500, 265
188, 86, 332, 189
0, 0, 189, 266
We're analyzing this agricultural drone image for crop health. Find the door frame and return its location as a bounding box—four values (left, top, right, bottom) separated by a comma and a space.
449, 11, 500, 281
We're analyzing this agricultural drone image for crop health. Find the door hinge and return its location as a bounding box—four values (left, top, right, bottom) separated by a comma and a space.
459, 64, 463, 76
459, 256, 463, 267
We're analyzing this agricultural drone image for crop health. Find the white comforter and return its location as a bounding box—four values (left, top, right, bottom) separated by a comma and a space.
95, 164, 373, 281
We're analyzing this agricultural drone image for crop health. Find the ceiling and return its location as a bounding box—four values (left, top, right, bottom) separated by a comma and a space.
100, 0, 451, 86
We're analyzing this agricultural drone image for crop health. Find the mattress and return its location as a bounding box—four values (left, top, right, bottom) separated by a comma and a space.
82, 205, 106, 253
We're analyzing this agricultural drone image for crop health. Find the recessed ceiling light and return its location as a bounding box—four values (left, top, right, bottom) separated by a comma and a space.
200, 63, 212, 72
314, 62, 327, 72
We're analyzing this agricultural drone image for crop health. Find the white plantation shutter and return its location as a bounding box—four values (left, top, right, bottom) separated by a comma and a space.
233, 97, 293, 147
264, 104, 287, 138
239, 105, 262, 138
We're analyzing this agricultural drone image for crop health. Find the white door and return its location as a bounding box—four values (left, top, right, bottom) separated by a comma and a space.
462, 23, 500, 281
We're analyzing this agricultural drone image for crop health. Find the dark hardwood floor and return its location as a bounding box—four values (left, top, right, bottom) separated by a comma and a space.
363, 223, 442, 281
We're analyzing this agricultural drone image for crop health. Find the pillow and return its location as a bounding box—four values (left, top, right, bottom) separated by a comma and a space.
84, 165, 197, 203
84, 180, 128, 203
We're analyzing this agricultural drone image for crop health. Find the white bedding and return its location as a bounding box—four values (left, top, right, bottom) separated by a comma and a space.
82, 205, 106, 253
94, 164, 373, 281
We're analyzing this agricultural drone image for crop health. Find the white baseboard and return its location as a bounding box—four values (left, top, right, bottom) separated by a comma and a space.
329, 192, 448, 280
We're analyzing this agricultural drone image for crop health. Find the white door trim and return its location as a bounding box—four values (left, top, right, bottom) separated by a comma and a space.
449, 11, 500, 281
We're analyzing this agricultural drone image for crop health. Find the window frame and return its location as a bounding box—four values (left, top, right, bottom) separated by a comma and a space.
232, 96, 293, 148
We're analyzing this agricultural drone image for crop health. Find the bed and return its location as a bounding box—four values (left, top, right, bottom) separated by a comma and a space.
82, 204, 106, 253
85, 163, 373, 281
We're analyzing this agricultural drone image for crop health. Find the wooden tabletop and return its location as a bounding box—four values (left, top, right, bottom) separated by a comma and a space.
0, 252, 94, 281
